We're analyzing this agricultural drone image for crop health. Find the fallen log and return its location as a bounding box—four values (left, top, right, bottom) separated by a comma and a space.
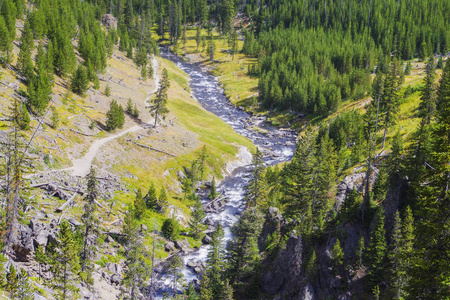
55, 193, 77, 213
70, 128, 94, 136
133, 142, 177, 157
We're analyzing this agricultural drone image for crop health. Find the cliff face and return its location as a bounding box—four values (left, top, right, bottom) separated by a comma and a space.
258, 174, 406, 300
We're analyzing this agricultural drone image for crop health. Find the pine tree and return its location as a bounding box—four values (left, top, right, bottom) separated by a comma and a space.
380, 60, 401, 148
226, 208, 263, 284
122, 210, 149, 299
105, 82, 111, 96
159, 186, 168, 209
404, 62, 412, 75
80, 167, 99, 285
28, 44, 52, 114
331, 239, 344, 270
48, 220, 81, 300
126, 98, 133, 114
245, 147, 265, 207
134, 188, 146, 220
389, 131, 404, 181
196, 27, 202, 51
167, 254, 183, 297
15, 269, 34, 300
5, 264, 18, 296
408, 60, 450, 299
367, 206, 387, 289
399, 206, 414, 299
419, 57, 437, 124
144, 182, 158, 210
132, 104, 139, 117
17, 19, 34, 81
206, 224, 225, 298
198, 145, 207, 180
161, 217, 180, 241
230, 29, 238, 61
105, 100, 125, 131
355, 235, 365, 268
71, 64, 90, 96
50, 106, 59, 129
189, 196, 206, 238
150, 68, 170, 127
208, 177, 217, 200
0, 15, 13, 65
387, 211, 403, 299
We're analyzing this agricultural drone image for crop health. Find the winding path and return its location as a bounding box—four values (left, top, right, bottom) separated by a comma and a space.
69, 56, 160, 177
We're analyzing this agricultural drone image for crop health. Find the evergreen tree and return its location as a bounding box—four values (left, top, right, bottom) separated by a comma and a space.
122, 210, 149, 299
226, 208, 263, 284
356, 235, 365, 268
144, 182, 158, 210
28, 44, 52, 114
196, 27, 202, 51
208, 177, 217, 200
105, 82, 111, 96
71, 64, 90, 96
389, 131, 404, 181
167, 254, 183, 297
159, 186, 168, 208
206, 224, 225, 298
0, 15, 13, 65
15, 268, 34, 300
367, 206, 387, 289
134, 188, 146, 220
408, 60, 450, 299
404, 62, 412, 75
419, 57, 437, 124
150, 68, 170, 127
48, 220, 81, 300
17, 19, 34, 81
5, 264, 18, 296
105, 100, 125, 131
387, 211, 403, 299
162, 217, 180, 241
80, 167, 99, 284
380, 61, 401, 148
245, 147, 265, 207
50, 107, 59, 129
331, 239, 344, 271
198, 145, 207, 181
126, 98, 133, 114
189, 196, 206, 238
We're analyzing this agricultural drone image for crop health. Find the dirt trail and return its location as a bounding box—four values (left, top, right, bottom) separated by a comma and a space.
70, 56, 160, 177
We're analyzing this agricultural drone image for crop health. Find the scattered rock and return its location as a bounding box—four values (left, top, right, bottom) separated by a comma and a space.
165, 241, 175, 252
203, 217, 214, 226
177, 171, 186, 180
68, 218, 82, 227
34, 230, 50, 248
110, 273, 122, 285
202, 235, 212, 245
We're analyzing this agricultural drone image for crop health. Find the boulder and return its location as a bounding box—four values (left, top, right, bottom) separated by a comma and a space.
202, 235, 212, 244
203, 217, 214, 226
34, 230, 50, 248
165, 241, 175, 252
110, 273, 122, 285
141, 224, 148, 232
186, 261, 197, 268
105, 262, 122, 274
177, 171, 186, 179
68, 218, 82, 227
12, 224, 34, 262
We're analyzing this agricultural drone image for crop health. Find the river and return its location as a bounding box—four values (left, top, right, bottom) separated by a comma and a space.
154, 48, 297, 297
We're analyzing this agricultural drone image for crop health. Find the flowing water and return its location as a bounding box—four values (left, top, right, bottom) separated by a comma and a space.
154, 49, 297, 297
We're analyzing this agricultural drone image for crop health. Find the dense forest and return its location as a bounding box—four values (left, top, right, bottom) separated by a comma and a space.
0, 0, 449, 299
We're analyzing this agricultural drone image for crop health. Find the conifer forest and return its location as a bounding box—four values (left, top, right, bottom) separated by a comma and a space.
0, 0, 449, 299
